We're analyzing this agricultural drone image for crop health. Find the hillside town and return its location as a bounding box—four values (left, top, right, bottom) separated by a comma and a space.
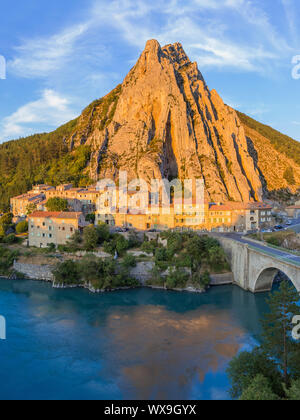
7, 182, 284, 248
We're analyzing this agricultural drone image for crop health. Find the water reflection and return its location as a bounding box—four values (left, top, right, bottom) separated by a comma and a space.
0, 279, 272, 400
105, 306, 244, 399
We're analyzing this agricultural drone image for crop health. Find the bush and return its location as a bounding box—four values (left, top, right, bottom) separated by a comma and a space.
3, 234, 17, 244
141, 240, 157, 256
122, 254, 137, 269
166, 267, 189, 290
46, 197, 69, 212
0, 246, 19, 274
96, 222, 110, 243
85, 213, 95, 224
191, 271, 211, 290
104, 234, 130, 256
78, 255, 116, 289
53, 260, 81, 285
240, 375, 279, 401
16, 221, 28, 234
0, 213, 13, 237
226, 348, 284, 400
266, 237, 281, 247
83, 225, 99, 251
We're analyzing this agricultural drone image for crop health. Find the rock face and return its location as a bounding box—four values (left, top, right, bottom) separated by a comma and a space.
67, 40, 272, 202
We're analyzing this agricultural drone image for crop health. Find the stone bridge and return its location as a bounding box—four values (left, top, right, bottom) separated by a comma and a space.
216, 236, 300, 293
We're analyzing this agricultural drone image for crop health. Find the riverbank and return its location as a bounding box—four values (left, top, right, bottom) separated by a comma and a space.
1, 231, 233, 295
11, 261, 233, 294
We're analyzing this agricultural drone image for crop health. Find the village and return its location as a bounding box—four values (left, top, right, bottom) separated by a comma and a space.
8, 182, 285, 249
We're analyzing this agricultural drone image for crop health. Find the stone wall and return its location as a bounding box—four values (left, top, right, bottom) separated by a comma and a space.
13, 261, 54, 281
130, 262, 155, 285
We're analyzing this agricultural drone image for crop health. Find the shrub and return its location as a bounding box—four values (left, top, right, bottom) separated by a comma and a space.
83, 225, 99, 251
96, 222, 110, 243
3, 234, 17, 244
141, 240, 157, 256
0, 246, 19, 274
266, 237, 281, 247
122, 254, 137, 269
53, 260, 81, 285
85, 213, 95, 224
166, 268, 189, 290
16, 221, 28, 234
46, 197, 69, 212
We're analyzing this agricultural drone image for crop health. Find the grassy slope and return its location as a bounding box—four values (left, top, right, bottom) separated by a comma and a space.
236, 111, 300, 167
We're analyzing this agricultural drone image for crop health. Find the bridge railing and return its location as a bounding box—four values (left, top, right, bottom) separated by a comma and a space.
248, 244, 300, 267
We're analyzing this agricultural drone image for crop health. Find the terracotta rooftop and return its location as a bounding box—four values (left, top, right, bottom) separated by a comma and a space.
28, 211, 83, 219
286, 205, 300, 209
209, 202, 273, 211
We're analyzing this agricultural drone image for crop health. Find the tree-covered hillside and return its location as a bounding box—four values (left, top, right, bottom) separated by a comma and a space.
0, 118, 93, 212
237, 111, 300, 167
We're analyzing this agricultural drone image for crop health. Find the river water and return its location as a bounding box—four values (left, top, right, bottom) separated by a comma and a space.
0, 278, 273, 400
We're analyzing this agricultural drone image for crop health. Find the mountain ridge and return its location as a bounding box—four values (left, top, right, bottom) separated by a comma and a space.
0, 39, 299, 211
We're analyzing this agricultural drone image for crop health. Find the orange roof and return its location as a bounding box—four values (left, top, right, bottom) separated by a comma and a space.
28, 211, 83, 220
209, 202, 272, 212
286, 205, 300, 210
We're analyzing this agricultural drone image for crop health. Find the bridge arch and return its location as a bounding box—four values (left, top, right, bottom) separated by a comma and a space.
253, 266, 296, 293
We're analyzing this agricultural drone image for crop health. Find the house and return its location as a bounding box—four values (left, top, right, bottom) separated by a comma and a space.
286, 205, 300, 219
28, 211, 86, 248
10, 193, 45, 219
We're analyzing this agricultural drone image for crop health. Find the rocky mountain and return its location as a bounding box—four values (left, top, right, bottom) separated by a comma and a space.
69, 40, 264, 202
0, 39, 299, 211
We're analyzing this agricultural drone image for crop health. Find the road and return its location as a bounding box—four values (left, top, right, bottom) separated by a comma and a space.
214, 232, 300, 267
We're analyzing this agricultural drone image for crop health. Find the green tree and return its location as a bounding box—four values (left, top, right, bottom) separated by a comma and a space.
96, 222, 110, 244
285, 379, 300, 400
16, 220, 28, 234
122, 254, 137, 269
53, 260, 80, 285
26, 203, 37, 215
46, 197, 69, 212
227, 347, 283, 399
240, 375, 279, 401
141, 240, 157, 256
85, 213, 95, 224
83, 225, 99, 251
261, 281, 300, 386
0, 213, 13, 237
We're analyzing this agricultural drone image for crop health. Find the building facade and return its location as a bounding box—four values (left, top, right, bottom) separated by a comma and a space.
95, 200, 273, 232
286, 205, 300, 219
28, 211, 86, 248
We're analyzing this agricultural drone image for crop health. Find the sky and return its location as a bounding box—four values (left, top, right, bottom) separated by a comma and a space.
0, 0, 299, 143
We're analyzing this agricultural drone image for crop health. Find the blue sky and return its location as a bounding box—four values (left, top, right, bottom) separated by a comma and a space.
0, 0, 299, 142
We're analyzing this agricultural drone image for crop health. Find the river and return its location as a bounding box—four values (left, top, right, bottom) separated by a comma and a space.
0, 278, 274, 400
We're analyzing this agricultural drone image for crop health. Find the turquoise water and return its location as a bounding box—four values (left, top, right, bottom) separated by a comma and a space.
0, 279, 272, 400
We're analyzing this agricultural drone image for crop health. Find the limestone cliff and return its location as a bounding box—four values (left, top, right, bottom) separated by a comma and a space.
64, 40, 299, 202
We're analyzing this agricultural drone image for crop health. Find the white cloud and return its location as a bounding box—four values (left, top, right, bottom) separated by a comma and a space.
8, 0, 292, 79
0, 90, 77, 140
3, 0, 297, 140
8, 23, 90, 78
281, 0, 299, 45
